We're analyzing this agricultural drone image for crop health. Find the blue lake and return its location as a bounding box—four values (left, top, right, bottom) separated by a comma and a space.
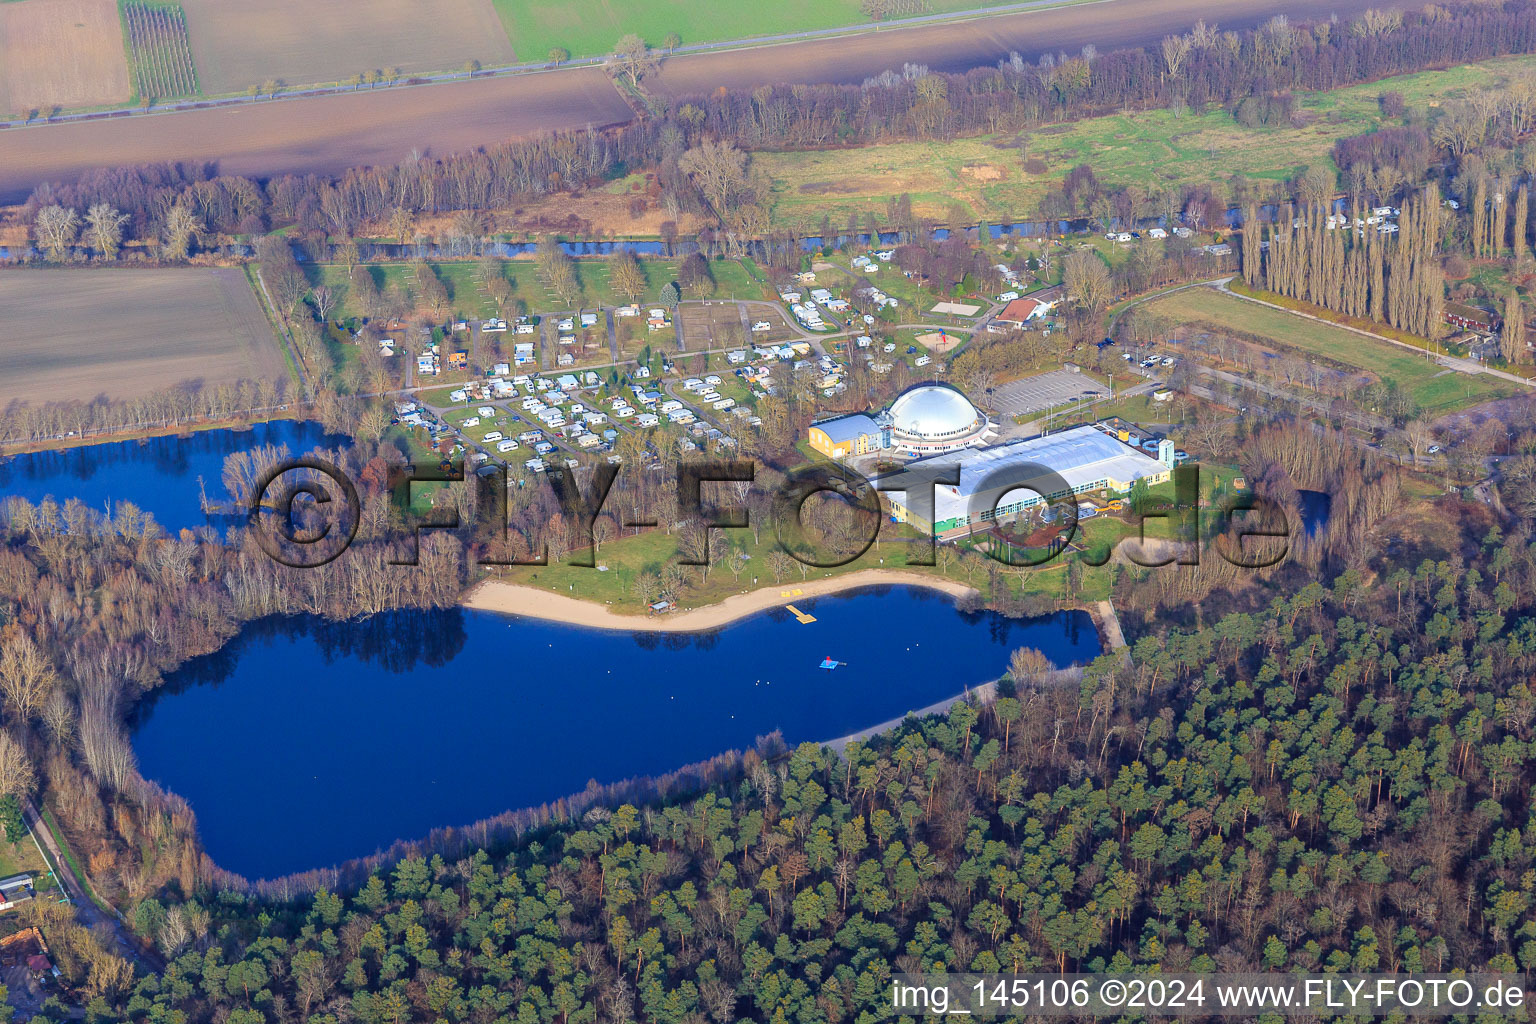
0, 421, 348, 532
131, 592, 1100, 879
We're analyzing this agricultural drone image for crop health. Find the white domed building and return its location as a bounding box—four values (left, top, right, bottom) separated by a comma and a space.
883, 384, 991, 456
807, 384, 992, 461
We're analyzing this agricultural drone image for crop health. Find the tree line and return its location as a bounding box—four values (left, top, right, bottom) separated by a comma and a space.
1243, 188, 1446, 339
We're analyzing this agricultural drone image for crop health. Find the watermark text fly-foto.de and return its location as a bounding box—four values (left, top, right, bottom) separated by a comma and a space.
246, 457, 1295, 571
890, 973, 1526, 1017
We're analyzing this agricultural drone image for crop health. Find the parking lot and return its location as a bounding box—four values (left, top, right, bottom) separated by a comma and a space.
986, 368, 1110, 419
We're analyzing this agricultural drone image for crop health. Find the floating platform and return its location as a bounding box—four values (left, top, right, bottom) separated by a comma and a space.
785, 604, 817, 624
819, 657, 845, 670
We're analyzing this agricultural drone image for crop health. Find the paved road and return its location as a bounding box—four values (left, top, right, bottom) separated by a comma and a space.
0, 0, 1104, 133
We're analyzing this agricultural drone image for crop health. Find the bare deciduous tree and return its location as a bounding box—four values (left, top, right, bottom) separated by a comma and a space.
162, 203, 200, 260
610, 34, 657, 87
34, 205, 79, 261
679, 139, 751, 225
1161, 34, 1191, 77
612, 251, 646, 302
0, 732, 34, 798
84, 203, 129, 260
0, 633, 56, 723
1062, 249, 1113, 312
1403, 419, 1434, 463
40, 689, 75, 746
1009, 647, 1054, 688
312, 285, 337, 322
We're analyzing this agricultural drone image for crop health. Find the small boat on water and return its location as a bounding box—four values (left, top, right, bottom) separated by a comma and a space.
819, 657, 845, 670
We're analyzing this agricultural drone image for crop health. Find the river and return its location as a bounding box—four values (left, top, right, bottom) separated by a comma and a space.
131, 594, 1100, 879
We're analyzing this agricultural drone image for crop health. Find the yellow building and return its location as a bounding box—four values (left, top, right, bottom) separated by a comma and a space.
808, 414, 883, 459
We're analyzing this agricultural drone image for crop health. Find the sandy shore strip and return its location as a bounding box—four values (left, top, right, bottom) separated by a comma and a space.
462, 570, 977, 633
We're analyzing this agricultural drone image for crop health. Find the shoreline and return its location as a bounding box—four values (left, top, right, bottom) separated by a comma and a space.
0, 410, 300, 458
462, 570, 978, 632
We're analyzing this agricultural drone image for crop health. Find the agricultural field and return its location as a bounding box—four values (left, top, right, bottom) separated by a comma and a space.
178, 0, 515, 94
0, 67, 633, 205
0, 0, 130, 115
0, 268, 287, 406
123, 2, 198, 100
675, 302, 754, 352
1144, 287, 1518, 415
757, 58, 1530, 231
489, 0, 984, 64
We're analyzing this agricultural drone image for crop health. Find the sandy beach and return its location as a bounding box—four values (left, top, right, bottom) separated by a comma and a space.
462, 570, 977, 633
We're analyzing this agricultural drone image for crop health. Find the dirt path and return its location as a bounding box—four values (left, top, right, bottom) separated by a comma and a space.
1091, 599, 1132, 668
23, 798, 161, 974
823, 663, 1083, 751
1211, 278, 1536, 390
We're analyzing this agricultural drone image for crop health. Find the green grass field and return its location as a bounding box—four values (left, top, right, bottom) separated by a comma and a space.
758, 58, 1531, 230
0, 833, 50, 887
489, 510, 1117, 608
814, 254, 972, 316
1146, 288, 1517, 414
312, 262, 501, 321
1068, 393, 1178, 430
315, 257, 766, 323
490, 0, 997, 62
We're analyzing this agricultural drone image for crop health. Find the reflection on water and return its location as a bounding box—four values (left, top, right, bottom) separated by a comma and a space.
1298, 489, 1332, 537
0, 421, 348, 531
